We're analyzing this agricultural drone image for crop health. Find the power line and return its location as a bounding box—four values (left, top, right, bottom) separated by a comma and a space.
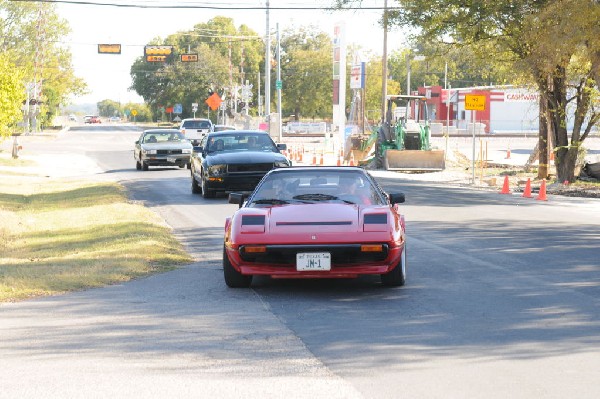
9, 0, 399, 11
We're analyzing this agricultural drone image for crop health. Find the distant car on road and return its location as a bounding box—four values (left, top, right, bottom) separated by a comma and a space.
179, 118, 213, 145
222, 166, 407, 288
68, 114, 77, 122
190, 130, 290, 198
84, 115, 101, 124
109, 116, 121, 122
214, 124, 236, 132
134, 129, 193, 171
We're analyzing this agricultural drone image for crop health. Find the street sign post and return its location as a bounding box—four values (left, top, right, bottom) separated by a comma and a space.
464, 94, 487, 184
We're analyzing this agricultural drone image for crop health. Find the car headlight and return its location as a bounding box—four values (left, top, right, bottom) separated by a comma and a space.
208, 164, 227, 176
274, 160, 291, 168
182, 148, 192, 154
143, 149, 157, 155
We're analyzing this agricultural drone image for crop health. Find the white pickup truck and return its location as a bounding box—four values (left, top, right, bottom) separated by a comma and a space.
179, 118, 213, 144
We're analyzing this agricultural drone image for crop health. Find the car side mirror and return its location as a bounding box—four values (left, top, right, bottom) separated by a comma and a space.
388, 193, 405, 205
193, 146, 203, 153
276, 143, 287, 151
228, 192, 247, 208
135, 140, 139, 145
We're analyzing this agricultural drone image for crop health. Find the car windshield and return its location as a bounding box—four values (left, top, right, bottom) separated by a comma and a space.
183, 120, 211, 129
206, 133, 277, 153
248, 170, 385, 207
143, 132, 186, 144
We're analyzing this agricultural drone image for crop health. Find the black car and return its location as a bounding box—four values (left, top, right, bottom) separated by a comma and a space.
190, 130, 291, 198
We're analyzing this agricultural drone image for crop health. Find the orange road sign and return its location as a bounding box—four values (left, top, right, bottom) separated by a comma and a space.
98, 44, 121, 54
465, 94, 486, 111
205, 93, 223, 111
180, 54, 198, 62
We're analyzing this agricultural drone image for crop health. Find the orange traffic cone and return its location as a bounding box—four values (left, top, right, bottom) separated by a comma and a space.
298, 149, 303, 163
522, 178, 533, 198
536, 179, 548, 201
349, 152, 355, 166
319, 152, 324, 165
336, 151, 342, 166
505, 145, 511, 159
311, 152, 317, 166
499, 175, 511, 194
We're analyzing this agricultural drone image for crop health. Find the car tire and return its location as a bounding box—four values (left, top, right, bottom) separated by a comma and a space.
381, 245, 406, 287
186, 162, 191, 170
201, 172, 216, 198
223, 246, 252, 288
178, 164, 185, 169
191, 174, 201, 194
142, 161, 149, 171
136, 160, 141, 170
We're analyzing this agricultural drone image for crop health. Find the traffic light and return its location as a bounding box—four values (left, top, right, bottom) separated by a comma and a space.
144, 46, 173, 62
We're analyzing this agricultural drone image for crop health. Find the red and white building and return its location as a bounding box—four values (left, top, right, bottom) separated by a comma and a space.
417, 85, 541, 134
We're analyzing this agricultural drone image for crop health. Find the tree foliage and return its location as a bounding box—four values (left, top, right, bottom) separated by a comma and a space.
0, 53, 24, 137
0, 1, 87, 130
130, 17, 261, 121
349, 0, 600, 182
279, 26, 333, 120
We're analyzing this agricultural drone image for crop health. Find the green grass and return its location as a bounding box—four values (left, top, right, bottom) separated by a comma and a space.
0, 179, 193, 302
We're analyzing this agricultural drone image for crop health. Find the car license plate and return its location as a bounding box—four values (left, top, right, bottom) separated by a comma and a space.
166, 156, 177, 163
296, 252, 331, 271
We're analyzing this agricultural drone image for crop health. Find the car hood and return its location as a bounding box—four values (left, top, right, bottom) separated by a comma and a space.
268, 203, 360, 232
206, 151, 287, 164
141, 142, 192, 150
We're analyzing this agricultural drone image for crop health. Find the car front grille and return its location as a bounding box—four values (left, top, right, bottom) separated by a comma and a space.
157, 149, 184, 155
239, 244, 389, 265
227, 163, 273, 173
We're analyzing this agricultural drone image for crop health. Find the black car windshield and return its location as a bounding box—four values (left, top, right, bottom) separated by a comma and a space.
206, 133, 277, 153
143, 132, 186, 143
249, 170, 385, 207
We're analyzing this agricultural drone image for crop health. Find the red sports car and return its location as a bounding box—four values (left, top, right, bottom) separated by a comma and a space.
223, 166, 407, 288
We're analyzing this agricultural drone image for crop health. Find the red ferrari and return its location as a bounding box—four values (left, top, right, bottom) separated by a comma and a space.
223, 166, 407, 288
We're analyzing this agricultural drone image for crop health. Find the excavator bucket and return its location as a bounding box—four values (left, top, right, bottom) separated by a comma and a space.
384, 149, 446, 171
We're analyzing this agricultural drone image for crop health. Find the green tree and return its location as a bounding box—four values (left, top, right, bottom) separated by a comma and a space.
0, 54, 24, 138
280, 26, 333, 120
0, 1, 87, 129
335, 0, 600, 182
97, 99, 122, 118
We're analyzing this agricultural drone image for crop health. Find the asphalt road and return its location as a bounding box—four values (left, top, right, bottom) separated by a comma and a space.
1, 126, 600, 398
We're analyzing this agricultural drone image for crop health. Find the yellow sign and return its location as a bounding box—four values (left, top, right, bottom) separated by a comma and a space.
144, 46, 173, 56
146, 55, 167, 62
180, 54, 198, 62
131, 110, 138, 116
465, 94, 486, 111
98, 44, 121, 54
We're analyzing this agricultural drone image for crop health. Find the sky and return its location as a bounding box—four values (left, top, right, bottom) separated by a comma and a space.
55, 0, 407, 105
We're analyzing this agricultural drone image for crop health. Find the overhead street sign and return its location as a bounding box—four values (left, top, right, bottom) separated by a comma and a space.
465, 94, 486, 111
144, 45, 173, 56
98, 44, 121, 54
180, 54, 198, 62
146, 55, 167, 62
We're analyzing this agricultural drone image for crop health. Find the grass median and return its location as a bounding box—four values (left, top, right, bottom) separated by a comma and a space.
0, 176, 193, 302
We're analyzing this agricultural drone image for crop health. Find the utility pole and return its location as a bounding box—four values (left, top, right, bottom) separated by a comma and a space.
265, 0, 271, 118
276, 23, 282, 142
381, 0, 388, 123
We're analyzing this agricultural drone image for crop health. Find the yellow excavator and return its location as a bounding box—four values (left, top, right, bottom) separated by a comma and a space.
352, 95, 445, 171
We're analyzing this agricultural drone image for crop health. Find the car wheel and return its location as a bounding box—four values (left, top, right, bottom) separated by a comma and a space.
201, 173, 216, 198
136, 160, 141, 170
223, 246, 252, 288
142, 161, 149, 171
186, 162, 191, 170
178, 164, 185, 169
381, 245, 406, 287
191, 174, 201, 194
